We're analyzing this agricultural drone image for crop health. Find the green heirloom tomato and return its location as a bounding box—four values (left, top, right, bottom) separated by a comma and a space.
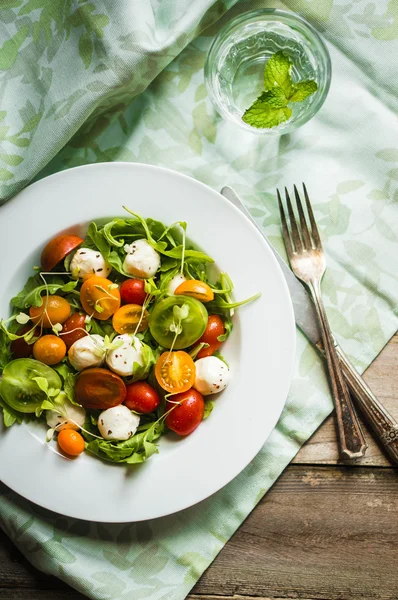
149, 296, 208, 349
0, 358, 61, 413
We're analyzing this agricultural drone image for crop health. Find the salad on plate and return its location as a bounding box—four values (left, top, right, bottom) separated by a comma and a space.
0, 210, 259, 465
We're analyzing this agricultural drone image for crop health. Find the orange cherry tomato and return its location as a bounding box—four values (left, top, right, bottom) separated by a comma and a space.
197, 314, 226, 359
155, 351, 196, 394
165, 389, 204, 436
33, 335, 66, 365
174, 279, 214, 302
80, 276, 121, 321
41, 235, 83, 272
112, 304, 149, 335
30, 295, 71, 328
57, 429, 85, 457
75, 367, 126, 409
61, 313, 88, 348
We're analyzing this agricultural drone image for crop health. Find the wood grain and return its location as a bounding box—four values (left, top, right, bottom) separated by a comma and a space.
294, 334, 398, 467
190, 465, 398, 600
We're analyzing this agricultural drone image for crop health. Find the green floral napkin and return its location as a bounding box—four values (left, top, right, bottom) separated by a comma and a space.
1, 1, 398, 599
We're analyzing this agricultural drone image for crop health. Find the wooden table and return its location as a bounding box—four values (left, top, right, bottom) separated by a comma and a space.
1, 335, 397, 600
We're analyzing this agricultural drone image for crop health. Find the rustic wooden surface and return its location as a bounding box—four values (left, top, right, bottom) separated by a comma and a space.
0, 334, 397, 600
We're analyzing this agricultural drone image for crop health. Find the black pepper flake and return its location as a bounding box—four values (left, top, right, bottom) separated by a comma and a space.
97, 268, 103, 272
124, 361, 127, 364
101, 420, 104, 425
96, 254, 100, 258
80, 251, 86, 255
108, 430, 112, 435
56, 422, 61, 427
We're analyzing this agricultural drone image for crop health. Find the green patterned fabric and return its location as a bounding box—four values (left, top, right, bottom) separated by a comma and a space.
1, 1, 397, 598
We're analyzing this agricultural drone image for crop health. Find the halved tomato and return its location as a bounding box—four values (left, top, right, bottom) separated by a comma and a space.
112, 304, 149, 334
174, 279, 214, 302
155, 351, 195, 394
80, 276, 121, 321
41, 235, 83, 272
75, 367, 126, 409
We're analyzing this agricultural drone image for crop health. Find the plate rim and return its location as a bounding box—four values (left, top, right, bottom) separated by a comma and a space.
0, 162, 296, 522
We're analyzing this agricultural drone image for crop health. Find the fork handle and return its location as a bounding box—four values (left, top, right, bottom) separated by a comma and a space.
309, 280, 368, 459
335, 345, 398, 464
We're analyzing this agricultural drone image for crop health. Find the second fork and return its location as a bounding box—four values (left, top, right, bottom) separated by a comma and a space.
278, 184, 367, 460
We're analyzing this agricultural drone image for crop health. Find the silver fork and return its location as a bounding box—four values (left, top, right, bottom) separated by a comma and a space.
278, 184, 367, 460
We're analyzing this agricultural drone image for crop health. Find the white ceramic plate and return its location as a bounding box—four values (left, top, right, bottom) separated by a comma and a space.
0, 163, 295, 522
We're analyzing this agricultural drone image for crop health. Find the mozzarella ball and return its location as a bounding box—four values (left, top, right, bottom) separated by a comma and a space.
167, 273, 186, 295
106, 334, 143, 377
68, 334, 105, 371
194, 356, 231, 396
46, 394, 86, 431
98, 405, 140, 441
123, 239, 160, 279
70, 248, 112, 280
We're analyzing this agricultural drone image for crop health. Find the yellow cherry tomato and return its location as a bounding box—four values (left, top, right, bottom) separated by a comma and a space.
80, 276, 120, 321
155, 351, 195, 394
112, 304, 149, 334
174, 280, 214, 303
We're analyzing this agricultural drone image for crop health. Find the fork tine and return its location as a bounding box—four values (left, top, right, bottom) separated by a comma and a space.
294, 184, 312, 250
285, 187, 303, 253
277, 189, 294, 259
302, 183, 322, 250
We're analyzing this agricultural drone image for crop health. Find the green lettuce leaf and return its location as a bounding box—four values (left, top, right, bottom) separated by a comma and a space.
11, 275, 78, 309
0, 396, 23, 427
84, 419, 164, 464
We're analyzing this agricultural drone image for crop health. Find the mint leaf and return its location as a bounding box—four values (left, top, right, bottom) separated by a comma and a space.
264, 51, 293, 97
289, 80, 318, 102
260, 87, 287, 108
243, 93, 292, 129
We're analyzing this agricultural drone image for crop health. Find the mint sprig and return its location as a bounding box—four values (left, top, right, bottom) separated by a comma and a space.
242, 51, 318, 129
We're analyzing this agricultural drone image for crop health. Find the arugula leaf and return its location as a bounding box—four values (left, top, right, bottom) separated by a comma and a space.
11, 276, 78, 309
88, 318, 114, 337
203, 400, 214, 420
84, 419, 164, 464
0, 329, 11, 374
0, 396, 23, 427
264, 51, 293, 97
213, 350, 229, 367
289, 80, 318, 102
217, 315, 233, 342
53, 363, 79, 405
243, 97, 291, 129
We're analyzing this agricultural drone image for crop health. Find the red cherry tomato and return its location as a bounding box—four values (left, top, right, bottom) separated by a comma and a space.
165, 389, 204, 436
11, 326, 40, 358
197, 315, 225, 359
61, 313, 88, 348
120, 279, 147, 306
41, 235, 83, 272
124, 381, 160, 414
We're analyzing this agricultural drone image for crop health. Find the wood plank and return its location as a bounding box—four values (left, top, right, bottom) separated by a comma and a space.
1, 465, 398, 600
293, 333, 398, 467
190, 465, 398, 600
